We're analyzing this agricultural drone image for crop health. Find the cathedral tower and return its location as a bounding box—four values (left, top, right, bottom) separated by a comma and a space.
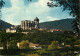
34, 17, 39, 29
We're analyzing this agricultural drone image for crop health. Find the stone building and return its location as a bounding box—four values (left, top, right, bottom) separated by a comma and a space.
21, 17, 39, 30
6, 25, 20, 33
6, 27, 17, 33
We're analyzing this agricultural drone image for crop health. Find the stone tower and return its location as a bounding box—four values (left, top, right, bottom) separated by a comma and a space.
34, 17, 39, 29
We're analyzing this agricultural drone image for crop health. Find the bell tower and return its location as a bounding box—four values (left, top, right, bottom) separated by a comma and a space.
34, 17, 39, 29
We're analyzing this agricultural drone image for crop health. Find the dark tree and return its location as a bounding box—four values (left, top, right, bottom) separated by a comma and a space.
47, 0, 80, 36
28, 0, 32, 1
0, 0, 5, 31
0, 0, 5, 9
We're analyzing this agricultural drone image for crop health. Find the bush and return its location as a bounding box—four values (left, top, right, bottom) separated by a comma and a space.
19, 40, 29, 49
48, 41, 59, 49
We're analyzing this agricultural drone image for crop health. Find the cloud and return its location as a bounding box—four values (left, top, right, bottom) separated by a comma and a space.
1, 0, 73, 25
3, 0, 12, 8
2, 0, 27, 25
40, 16, 59, 23
26, 0, 50, 15
2, 0, 52, 25
46, 16, 58, 21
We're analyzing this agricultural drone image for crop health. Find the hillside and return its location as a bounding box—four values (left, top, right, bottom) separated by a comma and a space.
0, 19, 12, 30
39, 19, 74, 31
0, 19, 74, 31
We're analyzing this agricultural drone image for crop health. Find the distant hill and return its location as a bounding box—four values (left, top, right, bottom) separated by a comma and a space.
0, 19, 13, 30
0, 19, 74, 31
39, 19, 74, 31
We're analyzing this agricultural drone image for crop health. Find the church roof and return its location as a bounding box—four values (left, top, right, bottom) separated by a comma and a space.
34, 17, 39, 21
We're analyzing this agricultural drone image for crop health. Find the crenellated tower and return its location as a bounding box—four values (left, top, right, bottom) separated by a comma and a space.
34, 17, 39, 29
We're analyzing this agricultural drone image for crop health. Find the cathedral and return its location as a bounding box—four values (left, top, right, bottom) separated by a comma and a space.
21, 17, 39, 30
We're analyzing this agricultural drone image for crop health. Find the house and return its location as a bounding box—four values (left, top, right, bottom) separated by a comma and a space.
38, 28, 47, 31
6, 26, 17, 33
47, 29, 63, 34
26, 27, 38, 30
6, 28, 17, 33
65, 45, 80, 47
0, 47, 4, 49
21, 32, 29, 35
17, 42, 42, 49
29, 42, 42, 49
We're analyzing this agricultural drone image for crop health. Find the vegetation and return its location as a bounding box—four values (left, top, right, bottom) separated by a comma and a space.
0, 30, 79, 48
8, 40, 18, 49
19, 40, 29, 49
48, 0, 80, 36
40, 19, 74, 30
0, 30, 79, 56
0, 0, 79, 55
0, 38, 1, 44
48, 41, 59, 49
0, 0, 5, 9
0, 32, 24, 49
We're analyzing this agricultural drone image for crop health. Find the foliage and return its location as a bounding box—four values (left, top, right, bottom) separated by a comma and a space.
0, 37, 2, 46
40, 19, 74, 30
0, 0, 5, 9
0, 32, 24, 49
0, 30, 79, 50
22, 30, 77, 45
17, 28, 22, 32
74, 39, 80, 45
48, 41, 59, 49
53, 0, 79, 17
8, 40, 18, 49
0, 0, 5, 30
19, 40, 29, 49
49, 0, 80, 36
20, 53, 39, 56
72, 18, 80, 36
23, 31, 54, 45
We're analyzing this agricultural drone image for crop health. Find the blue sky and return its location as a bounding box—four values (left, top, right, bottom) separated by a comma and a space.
1, 0, 73, 25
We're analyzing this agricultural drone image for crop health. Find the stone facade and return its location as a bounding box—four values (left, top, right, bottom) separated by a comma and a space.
6, 27, 17, 33
6, 25, 20, 33
21, 17, 39, 30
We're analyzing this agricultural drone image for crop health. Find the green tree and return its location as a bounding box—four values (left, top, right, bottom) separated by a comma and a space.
74, 39, 80, 45
19, 40, 29, 49
0, 38, 2, 46
8, 40, 18, 49
48, 41, 59, 49
47, 0, 80, 36
0, 0, 5, 30
0, 0, 5, 8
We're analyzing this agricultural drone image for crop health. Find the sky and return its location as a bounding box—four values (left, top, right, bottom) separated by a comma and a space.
1, 0, 73, 25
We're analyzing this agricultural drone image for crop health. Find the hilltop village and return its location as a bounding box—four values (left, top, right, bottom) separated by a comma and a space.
0, 17, 79, 56
6, 17, 63, 34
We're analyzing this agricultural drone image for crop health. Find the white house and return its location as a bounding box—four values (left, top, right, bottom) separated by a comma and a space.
29, 42, 42, 49
6, 26, 17, 33
0, 47, 4, 49
6, 28, 17, 33
17, 42, 42, 49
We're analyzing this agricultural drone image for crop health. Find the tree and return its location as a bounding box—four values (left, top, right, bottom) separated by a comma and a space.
0, 38, 2, 46
47, 0, 80, 36
0, 0, 5, 9
19, 40, 29, 49
48, 41, 59, 49
0, 0, 5, 31
28, 0, 32, 1
8, 40, 18, 49
72, 19, 80, 36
